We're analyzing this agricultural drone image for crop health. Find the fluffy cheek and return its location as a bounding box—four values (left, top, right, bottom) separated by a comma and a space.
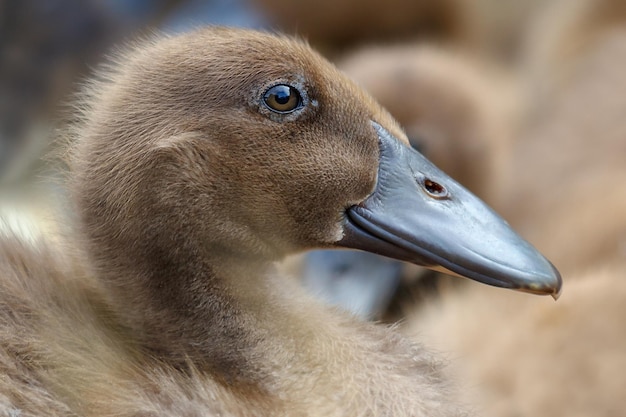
273, 146, 378, 247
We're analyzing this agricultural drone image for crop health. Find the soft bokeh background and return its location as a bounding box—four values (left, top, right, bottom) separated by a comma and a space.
2, 1, 625, 416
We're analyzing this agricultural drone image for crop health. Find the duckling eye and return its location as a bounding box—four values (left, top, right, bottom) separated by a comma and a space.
263, 84, 302, 113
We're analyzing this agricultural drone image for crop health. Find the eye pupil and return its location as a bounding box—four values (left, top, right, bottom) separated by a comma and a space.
263, 84, 302, 113
274, 87, 291, 104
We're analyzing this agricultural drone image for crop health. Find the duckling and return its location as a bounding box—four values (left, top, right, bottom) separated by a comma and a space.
409, 262, 626, 417
502, 0, 626, 275
0, 27, 560, 416
251, 0, 463, 54
521, 0, 626, 111
403, 3, 626, 415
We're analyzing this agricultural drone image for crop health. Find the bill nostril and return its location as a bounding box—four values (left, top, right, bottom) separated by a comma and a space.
424, 179, 444, 194
421, 178, 449, 199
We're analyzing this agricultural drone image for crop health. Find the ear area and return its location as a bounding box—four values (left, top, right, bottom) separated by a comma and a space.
153, 132, 207, 151
150, 132, 217, 165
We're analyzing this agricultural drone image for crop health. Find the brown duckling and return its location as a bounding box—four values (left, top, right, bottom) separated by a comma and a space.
504, 0, 626, 276
251, 0, 463, 54
409, 262, 626, 417
0, 27, 560, 416
521, 0, 626, 111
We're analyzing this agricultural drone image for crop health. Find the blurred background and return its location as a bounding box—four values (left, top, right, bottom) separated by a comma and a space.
1, 1, 625, 416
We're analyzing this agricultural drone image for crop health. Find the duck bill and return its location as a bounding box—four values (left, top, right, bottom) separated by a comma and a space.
337, 122, 562, 299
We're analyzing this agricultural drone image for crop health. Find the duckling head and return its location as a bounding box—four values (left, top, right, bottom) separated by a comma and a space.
71, 27, 560, 299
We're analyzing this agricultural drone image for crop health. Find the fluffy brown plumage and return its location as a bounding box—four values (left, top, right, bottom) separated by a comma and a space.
409, 263, 626, 417
0, 28, 471, 416
503, 0, 626, 275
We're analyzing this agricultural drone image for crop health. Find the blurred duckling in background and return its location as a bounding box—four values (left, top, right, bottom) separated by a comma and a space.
251, 0, 463, 54
504, 0, 626, 276
407, 1, 626, 416
411, 264, 625, 417
252, 0, 561, 65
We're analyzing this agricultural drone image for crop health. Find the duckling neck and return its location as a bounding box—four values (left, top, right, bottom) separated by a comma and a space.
97, 234, 279, 385
90, 235, 464, 414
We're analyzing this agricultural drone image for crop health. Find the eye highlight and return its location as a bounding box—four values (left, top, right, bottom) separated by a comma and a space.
263, 84, 302, 113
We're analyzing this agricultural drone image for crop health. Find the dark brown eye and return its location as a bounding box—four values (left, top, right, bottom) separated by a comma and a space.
263, 84, 302, 113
